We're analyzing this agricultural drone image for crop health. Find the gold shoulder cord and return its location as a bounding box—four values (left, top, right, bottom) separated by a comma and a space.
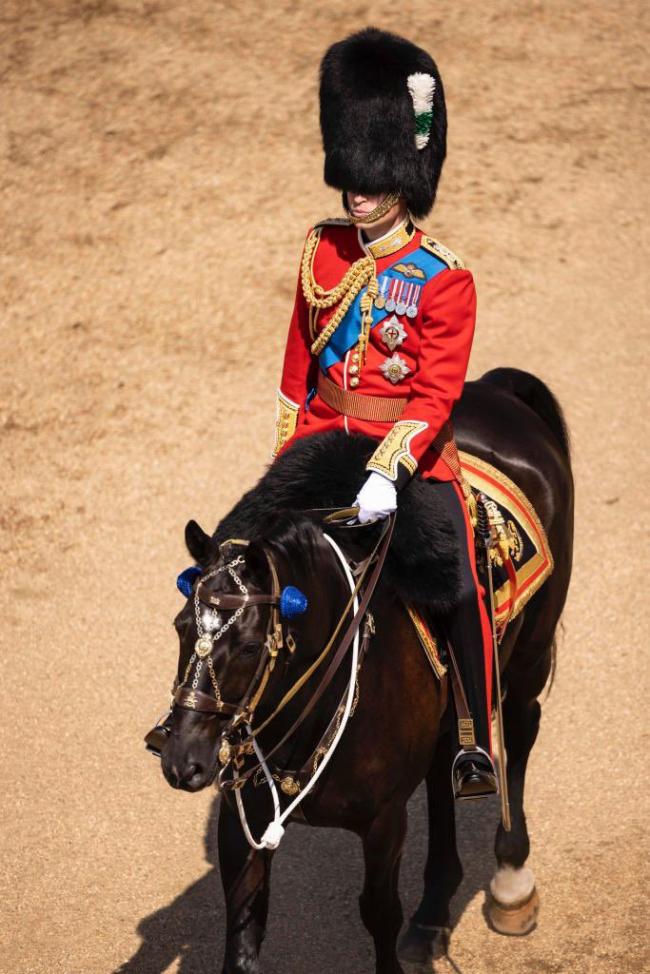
301, 193, 401, 369
301, 230, 377, 364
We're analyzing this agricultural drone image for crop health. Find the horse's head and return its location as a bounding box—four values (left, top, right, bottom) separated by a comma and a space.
158, 513, 350, 793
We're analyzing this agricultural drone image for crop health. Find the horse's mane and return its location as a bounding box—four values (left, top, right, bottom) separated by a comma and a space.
211, 431, 461, 613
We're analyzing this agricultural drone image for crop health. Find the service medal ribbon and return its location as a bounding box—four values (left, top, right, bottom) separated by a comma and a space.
406, 282, 421, 318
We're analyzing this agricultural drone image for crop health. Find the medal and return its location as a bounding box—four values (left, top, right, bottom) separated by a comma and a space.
396, 281, 407, 316
406, 282, 421, 318
374, 276, 388, 310
385, 278, 398, 313
379, 314, 407, 352
379, 352, 411, 385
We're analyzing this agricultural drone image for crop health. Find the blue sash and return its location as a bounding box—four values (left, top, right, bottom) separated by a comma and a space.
318, 246, 450, 372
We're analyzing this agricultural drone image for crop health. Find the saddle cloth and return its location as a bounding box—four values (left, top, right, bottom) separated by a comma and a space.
459, 450, 554, 627
408, 450, 554, 676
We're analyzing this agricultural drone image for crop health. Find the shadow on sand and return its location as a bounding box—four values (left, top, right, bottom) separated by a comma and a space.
115, 784, 499, 974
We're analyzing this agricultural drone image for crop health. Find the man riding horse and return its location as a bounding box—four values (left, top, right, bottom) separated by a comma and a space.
273, 27, 497, 799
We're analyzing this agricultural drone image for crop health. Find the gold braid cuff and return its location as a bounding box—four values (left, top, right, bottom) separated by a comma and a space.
272, 390, 300, 458
366, 420, 429, 482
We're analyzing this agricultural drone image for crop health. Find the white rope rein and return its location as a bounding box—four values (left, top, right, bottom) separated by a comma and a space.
233, 531, 360, 851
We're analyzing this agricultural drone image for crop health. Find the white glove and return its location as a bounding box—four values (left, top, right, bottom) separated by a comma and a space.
354, 471, 397, 524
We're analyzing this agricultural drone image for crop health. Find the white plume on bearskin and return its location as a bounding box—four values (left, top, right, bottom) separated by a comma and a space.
407, 73, 436, 149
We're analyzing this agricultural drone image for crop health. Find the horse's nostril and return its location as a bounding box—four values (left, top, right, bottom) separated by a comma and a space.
185, 764, 198, 780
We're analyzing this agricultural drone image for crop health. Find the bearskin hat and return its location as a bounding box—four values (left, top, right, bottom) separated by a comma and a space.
319, 27, 447, 220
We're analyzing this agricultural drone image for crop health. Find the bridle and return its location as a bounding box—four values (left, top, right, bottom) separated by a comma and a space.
172, 539, 287, 721
166, 509, 396, 791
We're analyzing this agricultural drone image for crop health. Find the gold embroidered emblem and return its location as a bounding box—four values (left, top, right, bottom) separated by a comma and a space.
506, 519, 524, 562
366, 419, 428, 481
273, 389, 300, 457
393, 262, 426, 280
421, 236, 465, 270
186, 691, 198, 709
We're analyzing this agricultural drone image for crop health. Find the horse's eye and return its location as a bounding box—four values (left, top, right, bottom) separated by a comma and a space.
240, 642, 259, 658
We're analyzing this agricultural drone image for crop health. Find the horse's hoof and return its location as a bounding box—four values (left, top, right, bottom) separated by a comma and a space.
487, 886, 540, 936
398, 922, 450, 964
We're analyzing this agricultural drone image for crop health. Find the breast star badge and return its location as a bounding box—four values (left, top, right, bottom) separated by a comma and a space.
379, 352, 411, 384
379, 315, 408, 352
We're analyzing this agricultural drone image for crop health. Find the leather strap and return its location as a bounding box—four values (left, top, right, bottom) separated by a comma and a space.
220, 513, 396, 789
199, 592, 279, 609
293, 612, 375, 787
446, 641, 471, 722
317, 371, 407, 422
174, 686, 239, 715
446, 639, 478, 749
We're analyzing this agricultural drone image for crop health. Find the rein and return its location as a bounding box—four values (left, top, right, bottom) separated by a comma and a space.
218, 512, 395, 791
153, 507, 396, 851
170, 508, 394, 793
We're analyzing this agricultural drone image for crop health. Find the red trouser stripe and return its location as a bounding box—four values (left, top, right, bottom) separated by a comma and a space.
451, 479, 494, 753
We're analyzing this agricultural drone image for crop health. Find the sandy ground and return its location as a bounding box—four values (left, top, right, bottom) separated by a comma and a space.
1, 1, 649, 972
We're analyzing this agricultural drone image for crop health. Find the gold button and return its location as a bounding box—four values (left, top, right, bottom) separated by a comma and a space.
349, 376, 360, 388
352, 352, 359, 363
349, 364, 359, 375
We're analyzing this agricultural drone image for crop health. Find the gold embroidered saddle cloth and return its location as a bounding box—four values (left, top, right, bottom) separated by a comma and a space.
460, 450, 554, 627
407, 450, 554, 677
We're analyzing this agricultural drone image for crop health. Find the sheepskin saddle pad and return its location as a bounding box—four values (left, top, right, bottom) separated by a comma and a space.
212, 430, 462, 615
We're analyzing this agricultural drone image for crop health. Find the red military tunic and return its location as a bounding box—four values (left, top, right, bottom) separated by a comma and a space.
274, 216, 477, 486
273, 214, 493, 747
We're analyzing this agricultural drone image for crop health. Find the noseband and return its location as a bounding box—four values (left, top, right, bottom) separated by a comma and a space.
172, 540, 289, 720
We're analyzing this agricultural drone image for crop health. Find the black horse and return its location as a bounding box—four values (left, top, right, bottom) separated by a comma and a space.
154, 367, 573, 974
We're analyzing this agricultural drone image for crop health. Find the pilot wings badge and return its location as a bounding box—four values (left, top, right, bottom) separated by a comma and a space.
393, 262, 426, 280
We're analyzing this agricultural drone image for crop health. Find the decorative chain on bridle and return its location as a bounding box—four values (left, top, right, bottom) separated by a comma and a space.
176, 555, 249, 708
166, 513, 394, 800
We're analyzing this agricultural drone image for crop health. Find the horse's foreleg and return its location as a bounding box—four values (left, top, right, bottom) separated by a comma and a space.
218, 797, 274, 974
489, 690, 541, 935
398, 730, 462, 964
359, 802, 408, 974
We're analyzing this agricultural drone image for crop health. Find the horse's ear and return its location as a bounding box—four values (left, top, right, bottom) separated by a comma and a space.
185, 519, 212, 564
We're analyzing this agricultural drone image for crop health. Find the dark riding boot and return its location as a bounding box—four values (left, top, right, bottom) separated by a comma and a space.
442, 521, 498, 799
424, 479, 498, 800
